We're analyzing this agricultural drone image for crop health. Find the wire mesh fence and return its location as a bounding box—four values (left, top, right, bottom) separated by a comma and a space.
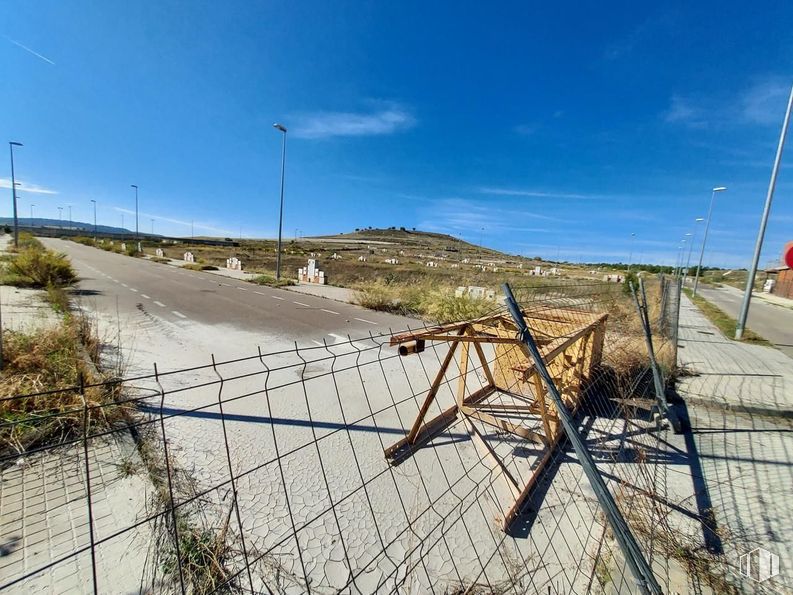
0, 277, 683, 594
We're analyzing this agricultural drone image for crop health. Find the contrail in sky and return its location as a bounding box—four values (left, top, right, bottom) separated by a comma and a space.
5, 36, 55, 65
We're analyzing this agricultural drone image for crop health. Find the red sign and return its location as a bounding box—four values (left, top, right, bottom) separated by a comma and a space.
785, 241, 793, 269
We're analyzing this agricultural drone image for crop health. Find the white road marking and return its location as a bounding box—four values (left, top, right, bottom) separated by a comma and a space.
172, 311, 187, 319
120, 283, 128, 288
328, 333, 348, 343
321, 308, 339, 315
354, 317, 378, 325
129, 288, 138, 293
237, 287, 248, 291
154, 301, 166, 307
293, 301, 311, 307
254, 291, 266, 295
141, 294, 151, 299
271, 295, 284, 300
311, 340, 324, 347
220, 283, 231, 287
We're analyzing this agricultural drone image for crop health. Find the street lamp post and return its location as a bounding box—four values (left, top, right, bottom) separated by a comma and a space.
67, 205, 72, 231
90, 200, 97, 240
273, 123, 287, 280
736, 83, 793, 340
151, 218, 155, 235
130, 185, 139, 241
692, 186, 727, 295
627, 233, 636, 271
683, 218, 704, 284
9, 141, 23, 247
30, 204, 35, 221
57, 206, 63, 226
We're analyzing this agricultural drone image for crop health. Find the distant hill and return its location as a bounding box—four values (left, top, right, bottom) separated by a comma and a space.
319, 227, 494, 252
0, 217, 131, 235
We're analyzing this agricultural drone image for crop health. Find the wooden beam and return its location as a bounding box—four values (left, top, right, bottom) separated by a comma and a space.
466, 418, 521, 500
460, 406, 547, 445
405, 327, 465, 444
384, 385, 493, 463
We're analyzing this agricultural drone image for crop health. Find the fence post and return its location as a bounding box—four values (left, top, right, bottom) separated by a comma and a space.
79, 372, 99, 595
672, 276, 682, 369
501, 283, 662, 595
631, 279, 681, 433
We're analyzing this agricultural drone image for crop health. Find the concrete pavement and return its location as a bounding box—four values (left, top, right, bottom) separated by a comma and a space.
671, 292, 793, 591
692, 282, 793, 359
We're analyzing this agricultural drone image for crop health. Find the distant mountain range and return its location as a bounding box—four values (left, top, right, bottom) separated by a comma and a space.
0, 217, 132, 235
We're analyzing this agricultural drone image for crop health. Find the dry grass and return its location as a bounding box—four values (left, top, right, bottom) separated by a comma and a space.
0, 314, 126, 458
355, 279, 497, 322
1, 245, 76, 288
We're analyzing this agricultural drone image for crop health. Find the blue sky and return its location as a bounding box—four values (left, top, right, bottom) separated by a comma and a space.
2, 1, 792, 268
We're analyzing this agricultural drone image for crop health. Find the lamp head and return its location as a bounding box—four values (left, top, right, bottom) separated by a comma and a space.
9, 141, 22, 147
713, 186, 727, 192
696, 217, 705, 222
273, 123, 287, 133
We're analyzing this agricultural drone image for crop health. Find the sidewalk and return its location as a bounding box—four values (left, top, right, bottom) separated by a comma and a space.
676, 293, 793, 417
665, 294, 793, 592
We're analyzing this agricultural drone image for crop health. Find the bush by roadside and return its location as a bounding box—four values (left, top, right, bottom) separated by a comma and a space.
1, 234, 76, 288
355, 279, 495, 323
250, 273, 295, 287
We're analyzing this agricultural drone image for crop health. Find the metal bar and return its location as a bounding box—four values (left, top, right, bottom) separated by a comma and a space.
736, 82, 793, 339
501, 282, 662, 595
79, 373, 99, 595
460, 406, 547, 445
405, 327, 465, 444
154, 363, 186, 595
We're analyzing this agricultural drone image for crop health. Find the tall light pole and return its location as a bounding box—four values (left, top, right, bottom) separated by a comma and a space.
67, 205, 72, 231
9, 141, 23, 247
90, 199, 97, 240
736, 83, 793, 340
130, 184, 139, 241
121, 213, 125, 230
627, 232, 636, 271
683, 218, 704, 284
692, 186, 727, 295
57, 206, 63, 226
151, 218, 155, 235
273, 123, 287, 280
30, 204, 35, 221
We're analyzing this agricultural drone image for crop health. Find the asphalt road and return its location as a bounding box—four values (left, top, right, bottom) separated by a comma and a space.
692, 282, 793, 359
42, 238, 417, 344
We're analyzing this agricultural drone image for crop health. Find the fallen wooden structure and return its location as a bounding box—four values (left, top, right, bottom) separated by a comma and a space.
385, 308, 607, 531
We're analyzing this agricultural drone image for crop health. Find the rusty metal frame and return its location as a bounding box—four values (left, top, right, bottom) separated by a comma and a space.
384, 309, 607, 531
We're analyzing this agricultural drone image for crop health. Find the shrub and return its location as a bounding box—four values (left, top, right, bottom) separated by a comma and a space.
6, 247, 76, 288
183, 263, 219, 271
251, 274, 295, 287
0, 314, 119, 456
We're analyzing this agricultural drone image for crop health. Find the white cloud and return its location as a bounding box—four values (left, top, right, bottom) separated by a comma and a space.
111, 207, 236, 236
664, 78, 792, 129
477, 186, 607, 200
4, 36, 55, 65
663, 95, 708, 127
0, 178, 58, 194
291, 103, 415, 139
741, 79, 791, 125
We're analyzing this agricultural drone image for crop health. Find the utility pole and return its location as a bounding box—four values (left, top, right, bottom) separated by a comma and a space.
90, 200, 97, 240
9, 141, 23, 248
273, 123, 288, 280
736, 82, 793, 340
130, 184, 139, 241
693, 186, 727, 295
